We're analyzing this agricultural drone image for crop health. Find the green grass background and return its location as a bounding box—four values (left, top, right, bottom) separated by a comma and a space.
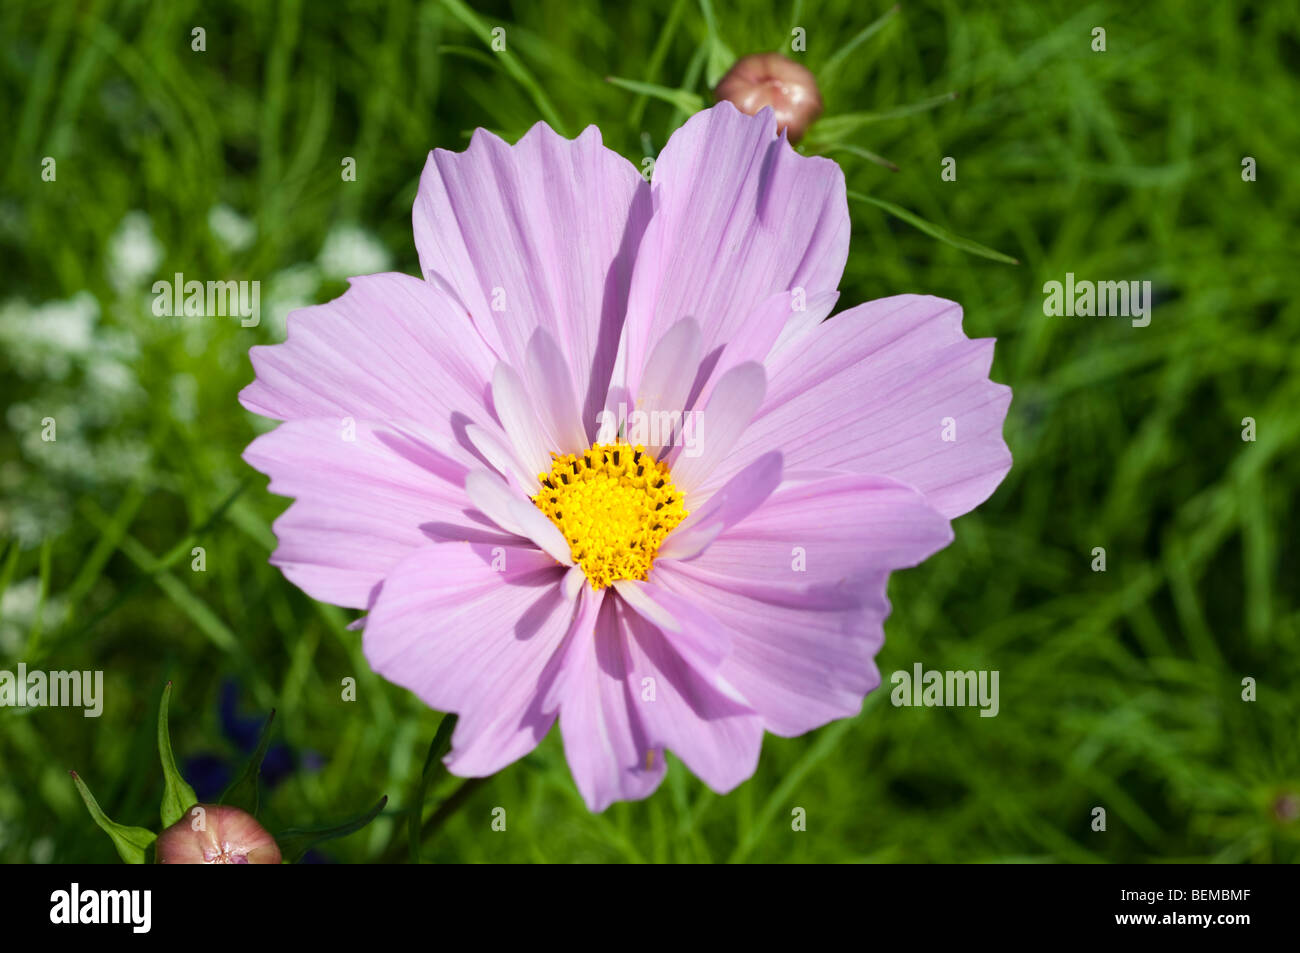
2, 0, 1298, 863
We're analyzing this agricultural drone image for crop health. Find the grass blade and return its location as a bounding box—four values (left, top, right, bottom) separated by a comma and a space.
409, 713, 458, 863
820, 4, 899, 88
439, 0, 566, 134
606, 76, 703, 115
849, 190, 1019, 264
220, 709, 277, 817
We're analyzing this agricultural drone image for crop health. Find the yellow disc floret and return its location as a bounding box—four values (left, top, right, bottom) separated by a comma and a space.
531, 442, 688, 590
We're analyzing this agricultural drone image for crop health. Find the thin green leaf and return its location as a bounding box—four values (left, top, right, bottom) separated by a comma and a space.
219, 709, 276, 817
23, 539, 51, 656
820, 4, 899, 88
806, 92, 959, 146
436, 44, 500, 72
438, 0, 567, 134
277, 795, 389, 864
627, 0, 689, 130
605, 76, 703, 115
410, 713, 458, 863
70, 771, 156, 865
671, 39, 710, 129
698, 0, 735, 88
0, 541, 20, 623
157, 682, 198, 828
848, 190, 1020, 264
819, 142, 899, 172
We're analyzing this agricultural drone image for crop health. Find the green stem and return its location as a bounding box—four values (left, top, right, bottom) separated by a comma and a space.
378, 777, 488, 864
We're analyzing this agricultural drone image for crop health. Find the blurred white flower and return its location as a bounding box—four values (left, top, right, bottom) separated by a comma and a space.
106, 212, 163, 293
208, 204, 257, 254
170, 373, 199, 423
262, 263, 323, 339
317, 223, 391, 280
0, 578, 66, 654
1, 287, 153, 547
30, 837, 54, 864
86, 357, 138, 401
0, 293, 99, 379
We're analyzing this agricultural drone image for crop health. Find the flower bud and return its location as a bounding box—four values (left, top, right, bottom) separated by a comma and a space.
714, 52, 824, 142
156, 804, 281, 864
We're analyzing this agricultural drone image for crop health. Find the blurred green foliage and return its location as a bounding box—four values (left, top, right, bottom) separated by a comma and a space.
1, 0, 1297, 863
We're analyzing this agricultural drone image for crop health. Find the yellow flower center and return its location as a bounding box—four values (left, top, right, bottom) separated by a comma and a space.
531, 442, 688, 590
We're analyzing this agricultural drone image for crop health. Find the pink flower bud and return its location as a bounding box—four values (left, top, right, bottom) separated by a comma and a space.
156, 804, 281, 864
713, 52, 824, 143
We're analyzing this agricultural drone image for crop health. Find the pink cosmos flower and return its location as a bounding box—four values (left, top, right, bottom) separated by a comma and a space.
240, 102, 1011, 812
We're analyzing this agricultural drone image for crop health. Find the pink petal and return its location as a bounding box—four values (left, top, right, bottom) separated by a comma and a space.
559, 596, 666, 811
656, 561, 889, 737
611, 578, 732, 671
239, 272, 497, 425
619, 603, 763, 795
701, 294, 1013, 518
243, 418, 480, 608
523, 329, 588, 456
505, 497, 574, 568
539, 579, 605, 713
676, 473, 953, 588
464, 422, 535, 494
491, 362, 553, 477
668, 361, 766, 492
363, 540, 571, 777
693, 288, 839, 408
658, 451, 783, 560
651, 473, 953, 736
413, 123, 652, 439
463, 468, 572, 566
617, 102, 849, 400
635, 318, 702, 456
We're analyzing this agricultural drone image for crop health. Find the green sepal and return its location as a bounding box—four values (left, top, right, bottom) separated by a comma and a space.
277, 795, 388, 864
219, 708, 276, 817
410, 713, 458, 863
70, 771, 156, 865
157, 682, 198, 828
